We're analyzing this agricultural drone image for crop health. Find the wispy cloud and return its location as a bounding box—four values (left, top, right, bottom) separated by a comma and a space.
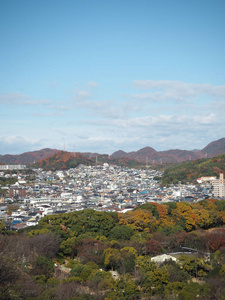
0, 93, 51, 105
0, 135, 42, 154
110, 113, 217, 129
76, 90, 91, 100
1, 79, 225, 154
87, 81, 98, 87
131, 80, 225, 102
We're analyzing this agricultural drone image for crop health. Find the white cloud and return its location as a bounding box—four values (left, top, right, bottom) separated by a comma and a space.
0, 93, 51, 105
76, 90, 91, 100
1, 80, 224, 155
87, 81, 98, 87
132, 80, 225, 102
110, 113, 217, 129
0, 136, 42, 155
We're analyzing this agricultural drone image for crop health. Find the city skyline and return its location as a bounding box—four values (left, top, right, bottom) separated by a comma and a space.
1, 0, 225, 155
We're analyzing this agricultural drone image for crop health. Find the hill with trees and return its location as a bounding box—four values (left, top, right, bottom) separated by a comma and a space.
111, 138, 225, 164
0, 148, 60, 164
162, 154, 225, 186
1, 199, 225, 299
30, 151, 145, 171
31, 151, 94, 170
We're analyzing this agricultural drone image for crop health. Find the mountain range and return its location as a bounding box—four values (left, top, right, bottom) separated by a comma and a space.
0, 137, 225, 167
0, 148, 59, 165
111, 137, 225, 164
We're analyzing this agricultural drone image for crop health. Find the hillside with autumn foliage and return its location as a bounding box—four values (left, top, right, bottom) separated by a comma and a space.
111, 137, 225, 164
30, 151, 145, 170
162, 154, 225, 185
31, 151, 94, 170
1, 137, 225, 166
1, 199, 225, 299
0, 148, 60, 164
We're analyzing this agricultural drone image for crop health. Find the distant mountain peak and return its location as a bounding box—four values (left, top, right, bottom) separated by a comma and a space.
111, 137, 225, 164
1, 137, 225, 166
111, 150, 128, 159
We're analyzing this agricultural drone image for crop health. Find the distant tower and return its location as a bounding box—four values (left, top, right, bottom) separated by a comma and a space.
95, 156, 98, 165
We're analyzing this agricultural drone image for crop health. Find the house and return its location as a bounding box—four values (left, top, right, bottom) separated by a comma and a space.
26, 217, 39, 227
151, 254, 177, 265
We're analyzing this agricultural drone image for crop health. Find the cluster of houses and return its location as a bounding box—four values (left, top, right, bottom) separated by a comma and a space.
0, 163, 216, 231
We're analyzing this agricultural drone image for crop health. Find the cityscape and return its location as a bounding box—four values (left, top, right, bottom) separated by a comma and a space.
0, 161, 224, 231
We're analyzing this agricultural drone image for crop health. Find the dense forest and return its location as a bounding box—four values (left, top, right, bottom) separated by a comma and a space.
1, 200, 225, 299
162, 154, 225, 186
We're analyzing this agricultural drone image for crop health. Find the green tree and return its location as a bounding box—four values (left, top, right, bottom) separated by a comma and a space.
34, 256, 54, 278
59, 236, 77, 257
70, 263, 94, 281
120, 247, 137, 274
108, 225, 134, 240
104, 248, 121, 271
142, 267, 169, 296
107, 277, 140, 300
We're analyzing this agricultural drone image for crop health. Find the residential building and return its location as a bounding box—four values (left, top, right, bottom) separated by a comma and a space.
213, 173, 225, 198
0, 165, 26, 170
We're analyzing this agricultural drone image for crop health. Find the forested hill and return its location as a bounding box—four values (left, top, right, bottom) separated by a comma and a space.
0, 148, 60, 164
30, 151, 145, 170
162, 154, 225, 185
2, 200, 225, 299
31, 151, 94, 170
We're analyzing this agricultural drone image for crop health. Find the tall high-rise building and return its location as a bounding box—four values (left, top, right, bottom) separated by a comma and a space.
213, 173, 225, 198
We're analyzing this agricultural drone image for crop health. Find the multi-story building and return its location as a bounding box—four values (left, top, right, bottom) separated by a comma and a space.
213, 173, 225, 198
0, 165, 26, 171
9, 188, 26, 200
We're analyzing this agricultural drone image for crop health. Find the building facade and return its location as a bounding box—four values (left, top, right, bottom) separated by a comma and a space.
213, 173, 225, 198
0, 165, 26, 171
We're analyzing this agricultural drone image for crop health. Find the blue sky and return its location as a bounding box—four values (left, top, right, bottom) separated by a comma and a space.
1, 0, 225, 155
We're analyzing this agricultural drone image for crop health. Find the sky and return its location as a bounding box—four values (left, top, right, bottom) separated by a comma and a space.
1, 0, 225, 155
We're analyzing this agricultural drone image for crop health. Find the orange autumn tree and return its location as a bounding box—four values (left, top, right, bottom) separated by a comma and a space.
118, 209, 158, 233
198, 199, 222, 227
172, 202, 197, 231
151, 203, 175, 230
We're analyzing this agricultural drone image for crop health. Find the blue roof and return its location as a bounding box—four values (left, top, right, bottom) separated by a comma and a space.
12, 220, 22, 225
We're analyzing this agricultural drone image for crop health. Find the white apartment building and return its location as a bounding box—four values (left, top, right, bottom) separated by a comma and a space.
213, 173, 225, 198
0, 165, 26, 171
